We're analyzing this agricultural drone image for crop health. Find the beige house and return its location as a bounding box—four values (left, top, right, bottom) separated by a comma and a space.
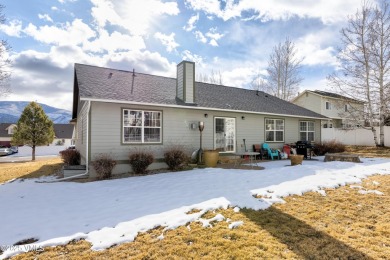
292, 90, 365, 129
72, 61, 327, 176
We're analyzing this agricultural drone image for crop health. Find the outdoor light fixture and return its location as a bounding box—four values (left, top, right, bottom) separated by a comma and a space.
242, 116, 245, 120
199, 121, 205, 132
204, 113, 208, 118
198, 121, 205, 163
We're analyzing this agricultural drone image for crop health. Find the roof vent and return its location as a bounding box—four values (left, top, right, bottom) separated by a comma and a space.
177, 61, 195, 103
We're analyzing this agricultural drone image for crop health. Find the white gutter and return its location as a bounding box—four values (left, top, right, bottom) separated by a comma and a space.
80, 97, 328, 120
50, 101, 91, 182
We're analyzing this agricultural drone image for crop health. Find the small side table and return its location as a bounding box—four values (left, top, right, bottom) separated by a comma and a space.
234, 152, 260, 168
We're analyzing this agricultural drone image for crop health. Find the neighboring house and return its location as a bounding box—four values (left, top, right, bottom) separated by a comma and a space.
52, 124, 75, 147
72, 61, 326, 176
292, 90, 365, 129
0, 123, 74, 147
0, 123, 17, 147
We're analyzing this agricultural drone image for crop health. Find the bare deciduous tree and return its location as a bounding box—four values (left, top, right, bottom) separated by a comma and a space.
266, 38, 304, 101
196, 70, 223, 85
250, 72, 268, 92
0, 4, 11, 96
328, 1, 390, 146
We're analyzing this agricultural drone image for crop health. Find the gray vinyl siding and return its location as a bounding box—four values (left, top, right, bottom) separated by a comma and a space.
177, 63, 184, 100
74, 101, 89, 164
88, 101, 321, 175
184, 62, 194, 103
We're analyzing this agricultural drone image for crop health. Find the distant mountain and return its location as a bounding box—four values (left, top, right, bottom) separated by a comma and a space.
0, 101, 72, 124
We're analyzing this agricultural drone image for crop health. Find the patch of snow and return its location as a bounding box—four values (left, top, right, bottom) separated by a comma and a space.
358, 189, 384, 195
1, 157, 390, 258
233, 207, 240, 212
372, 181, 380, 186
228, 221, 244, 229
316, 190, 327, 196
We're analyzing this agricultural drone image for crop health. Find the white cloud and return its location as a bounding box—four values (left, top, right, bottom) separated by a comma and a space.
183, 13, 199, 31
221, 67, 256, 88
0, 20, 23, 37
38, 14, 54, 23
154, 32, 179, 53
24, 19, 96, 46
181, 50, 204, 66
194, 27, 224, 46
209, 39, 218, 47
206, 27, 224, 40
90, 0, 179, 36
51, 6, 58, 11
296, 30, 338, 66
205, 27, 224, 46
83, 29, 146, 53
194, 30, 207, 43
185, 0, 364, 24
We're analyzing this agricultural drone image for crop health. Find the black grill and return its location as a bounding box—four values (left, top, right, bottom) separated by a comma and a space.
296, 141, 314, 159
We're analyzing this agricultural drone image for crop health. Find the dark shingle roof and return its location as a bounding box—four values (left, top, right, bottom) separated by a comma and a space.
74, 63, 326, 119
312, 90, 364, 103
54, 124, 73, 139
0, 123, 14, 138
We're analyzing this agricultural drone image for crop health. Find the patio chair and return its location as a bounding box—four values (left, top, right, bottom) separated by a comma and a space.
253, 144, 266, 160
262, 143, 279, 160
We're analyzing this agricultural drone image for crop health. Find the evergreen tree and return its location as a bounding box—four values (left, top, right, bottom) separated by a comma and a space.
12, 102, 55, 160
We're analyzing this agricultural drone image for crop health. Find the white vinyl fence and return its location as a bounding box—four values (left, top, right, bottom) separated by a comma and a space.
321, 127, 390, 146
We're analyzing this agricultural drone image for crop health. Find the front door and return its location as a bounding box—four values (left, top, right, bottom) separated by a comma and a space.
214, 117, 236, 152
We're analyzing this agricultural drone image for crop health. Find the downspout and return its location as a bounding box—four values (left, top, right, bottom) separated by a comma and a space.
51, 101, 91, 182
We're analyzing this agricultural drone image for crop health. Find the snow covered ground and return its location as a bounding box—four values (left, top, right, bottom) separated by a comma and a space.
1, 157, 390, 258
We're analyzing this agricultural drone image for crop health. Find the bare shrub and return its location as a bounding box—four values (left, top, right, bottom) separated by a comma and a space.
129, 150, 154, 174
164, 146, 188, 171
92, 154, 116, 179
59, 149, 81, 166
313, 140, 346, 156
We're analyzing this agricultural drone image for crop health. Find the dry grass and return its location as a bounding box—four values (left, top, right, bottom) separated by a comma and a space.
345, 145, 390, 158
0, 157, 63, 184
4, 147, 390, 259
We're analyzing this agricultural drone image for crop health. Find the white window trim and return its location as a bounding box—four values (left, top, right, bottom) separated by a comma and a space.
265, 118, 285, 142
300, 121, 315, 141
123, 109, 162, 144
325, 101, 331, 110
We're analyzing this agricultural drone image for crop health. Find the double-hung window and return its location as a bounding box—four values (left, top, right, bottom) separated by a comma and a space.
300, 121, 315, 141
123, 109, 162, 143
265, 119, 284, 142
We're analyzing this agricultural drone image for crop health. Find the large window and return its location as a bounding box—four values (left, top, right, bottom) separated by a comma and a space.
300, 121, 315, 141
265, 119, 284, 142
123, 109, 162, 143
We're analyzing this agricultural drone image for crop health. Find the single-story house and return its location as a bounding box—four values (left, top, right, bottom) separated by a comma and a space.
0, 123, 74, 147
291, 90, 365, 129
72, 61, 326, 176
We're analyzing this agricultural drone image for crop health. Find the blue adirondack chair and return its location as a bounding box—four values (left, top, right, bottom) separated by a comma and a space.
262, 143, 279, 160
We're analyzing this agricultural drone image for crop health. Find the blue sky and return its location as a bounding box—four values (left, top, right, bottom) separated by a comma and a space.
0, 0, 368, 111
